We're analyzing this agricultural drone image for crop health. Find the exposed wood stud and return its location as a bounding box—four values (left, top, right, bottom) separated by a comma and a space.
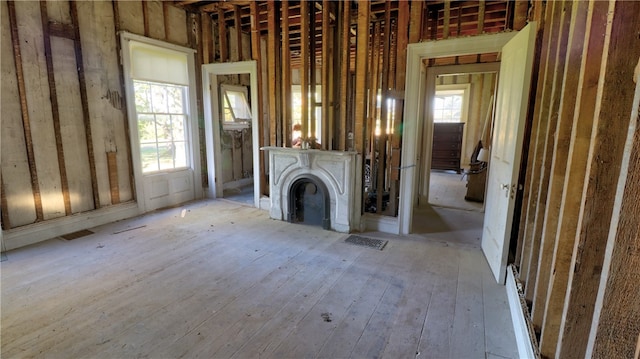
1, 173, 11, 230
234, 5, 243, 60
535, 1, 593, 355
518, 0, 561, 288
376, 0, 392, 215
107, 152, 120, 204
309, 1, 317, 142
321, 0, 330, 149
69, 1, 100, 210
111, 0, 136, 200
529, 2, 580, 327
250, 1, 267, 195
338, 0, 350, 151
353, 0, 370, 153
163, 1, 170, 40
477, 0, 485, 34
142, 0, 150, 37
514, 0, 529, 30
7, 0, 44, 221
299, 0, 309, 143
40, 1, 72, 216
443, 0, 451, 39
282, 0, 292, 147
218, 7, 228, 61
409, 0, 423, 44
202, 13, 212, 64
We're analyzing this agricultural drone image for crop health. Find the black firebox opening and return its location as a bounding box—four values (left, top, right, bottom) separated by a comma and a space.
288, 176, 330, 230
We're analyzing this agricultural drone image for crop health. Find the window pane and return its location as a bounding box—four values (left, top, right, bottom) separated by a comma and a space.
151, 85, 168, 113
158, 142, 175, 170
167, 86, 184, 114
140, 144, 159, 173
134, 82, 152, 113
138, 114, 156, 143
155, 115, 172, 141
171, 115, 186, 141
173, 141, 188, 168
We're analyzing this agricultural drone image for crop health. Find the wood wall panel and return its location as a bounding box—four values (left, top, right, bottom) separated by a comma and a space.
51, 36, 94, 213
0, 1, 37, 228
77, 1, 133, 205
15, 1, 66, 220
146, 1, 165, 40
116, 1, 144, 36
558, 1, 640, 356
165, 4, 189, 46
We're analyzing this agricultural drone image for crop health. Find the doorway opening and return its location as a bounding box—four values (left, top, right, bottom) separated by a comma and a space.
202, 61, 262, 209
426, 70, 499, 213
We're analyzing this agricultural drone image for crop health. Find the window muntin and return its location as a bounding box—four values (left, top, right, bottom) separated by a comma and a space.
134, 80, 189, 173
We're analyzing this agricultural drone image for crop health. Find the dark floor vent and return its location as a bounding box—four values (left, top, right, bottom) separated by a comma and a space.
60, 229, 94, 240
344, 235, 388, 250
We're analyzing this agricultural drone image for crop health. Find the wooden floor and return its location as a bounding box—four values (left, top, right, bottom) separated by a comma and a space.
1, 199, 517, 359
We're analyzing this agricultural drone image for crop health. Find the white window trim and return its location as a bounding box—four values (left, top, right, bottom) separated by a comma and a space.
119, 31, 202, 210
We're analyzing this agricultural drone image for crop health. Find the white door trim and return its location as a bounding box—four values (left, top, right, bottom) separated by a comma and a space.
202, 61, 261, 208
399, 32, 517, 235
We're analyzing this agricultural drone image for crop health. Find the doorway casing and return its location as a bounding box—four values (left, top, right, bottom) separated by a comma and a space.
202, 61, 264, 208
398, 32, 517, 235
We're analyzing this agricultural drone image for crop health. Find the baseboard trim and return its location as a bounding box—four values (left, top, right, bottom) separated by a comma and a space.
507, 264, 540, 359
2, 202, 141, 251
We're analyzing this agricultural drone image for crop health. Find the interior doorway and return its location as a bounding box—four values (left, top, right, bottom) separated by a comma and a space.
424, 68, 499, 213
202, 61, 262, 208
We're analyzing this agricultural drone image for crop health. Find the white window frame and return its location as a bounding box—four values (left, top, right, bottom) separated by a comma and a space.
119, 31, 202, 210
220, 84, 251, 130
433, 83, 470, 124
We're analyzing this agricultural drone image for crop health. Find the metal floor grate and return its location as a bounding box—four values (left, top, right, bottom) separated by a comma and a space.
60, 229, 94, 240
344, 235, 388, 250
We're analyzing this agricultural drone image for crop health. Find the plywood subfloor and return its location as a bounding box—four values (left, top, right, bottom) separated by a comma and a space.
1, 199, 517, 358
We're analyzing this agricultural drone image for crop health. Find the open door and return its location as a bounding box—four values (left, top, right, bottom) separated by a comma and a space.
482, 22, 537, 283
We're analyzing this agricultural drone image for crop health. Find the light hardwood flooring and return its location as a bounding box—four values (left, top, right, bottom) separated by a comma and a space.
1, 199, 517, 358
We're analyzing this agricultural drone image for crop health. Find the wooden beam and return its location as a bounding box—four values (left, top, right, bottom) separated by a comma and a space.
142, 0, 149, 37
443, 0, 451, 39
234, 5, 243, 61
1, 173, 11, 230
267, 0, 281, 146
321, 0, 330, 149
40, 1, 71, 216
299, 0, 309, 143
538, 2, 609, 355
70, 1, 100, 209
218, 7, 228, 61
376, 0, 392, 215
558, 1, 640, 356
202, 13, 212, 64
525, 0, 572, 304
514, 0, 529, 30
353, 0, 370, 153
282, 0, 292, 147
309, 1, 317, 142
250, 1, 267, 195
530, 0, 584, 337
338, 0, 350, 150
518, 0, 561, 290
477, 0, 485, 35
409, 0, 423, 44
163, 1, 170, 41
106, 152, 120, 204
7, 0, 43, 222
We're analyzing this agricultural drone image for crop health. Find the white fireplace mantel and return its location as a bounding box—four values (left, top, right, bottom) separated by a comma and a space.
262, 147, 362, 233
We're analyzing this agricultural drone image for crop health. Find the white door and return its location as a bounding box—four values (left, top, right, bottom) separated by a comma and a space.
482, 22, 537, 283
